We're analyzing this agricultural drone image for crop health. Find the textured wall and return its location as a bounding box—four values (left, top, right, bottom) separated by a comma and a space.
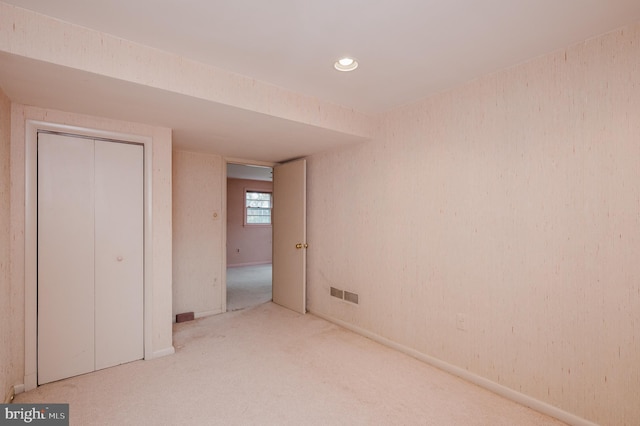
227, 178, 273, 267
9, 105, 174, 381
307, 24, 640, 425
0, 86, 17, 401
172, 150, 224, 318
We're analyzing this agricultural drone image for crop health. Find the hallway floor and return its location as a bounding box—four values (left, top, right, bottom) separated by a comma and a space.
227, 264, 272, 311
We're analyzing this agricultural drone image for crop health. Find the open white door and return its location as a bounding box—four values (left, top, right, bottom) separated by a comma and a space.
272, 159, 307, 314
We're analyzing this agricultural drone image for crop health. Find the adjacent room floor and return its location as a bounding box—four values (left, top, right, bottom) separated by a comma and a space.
14, 302, 565, 425
226, 263, 272, 311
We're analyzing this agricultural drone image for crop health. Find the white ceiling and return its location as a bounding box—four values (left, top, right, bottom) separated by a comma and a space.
2, 1, 640, 161
227, 163, 273, 182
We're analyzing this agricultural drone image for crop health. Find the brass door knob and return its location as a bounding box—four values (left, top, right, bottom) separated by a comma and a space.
295, 243, 309, 249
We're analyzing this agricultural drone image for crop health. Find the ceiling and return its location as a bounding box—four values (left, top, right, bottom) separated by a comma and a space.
2, 1, 640, 162
227, 163, 272, 182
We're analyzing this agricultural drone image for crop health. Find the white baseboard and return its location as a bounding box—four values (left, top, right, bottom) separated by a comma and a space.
151, 346, 175, 359
13, 384, 24, 396
194, 309, 223, 319
23, 374, 36, 393
171, 309, 223, 324
309, 309, 598, 426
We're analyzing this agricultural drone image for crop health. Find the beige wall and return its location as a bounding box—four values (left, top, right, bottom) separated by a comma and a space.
9, 105, 174, 389
0, 87, 18, 401
227, 178, 272, 267
172, 150, 224, 318
307, 24, 640, 425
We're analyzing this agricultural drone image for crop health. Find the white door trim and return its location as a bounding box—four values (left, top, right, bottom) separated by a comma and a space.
24, 120, 153, 391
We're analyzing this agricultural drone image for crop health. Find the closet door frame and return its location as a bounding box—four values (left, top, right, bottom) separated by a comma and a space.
24, 120, 154, 391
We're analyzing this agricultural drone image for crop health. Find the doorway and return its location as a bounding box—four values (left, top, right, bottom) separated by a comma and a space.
226, 163, 273, 311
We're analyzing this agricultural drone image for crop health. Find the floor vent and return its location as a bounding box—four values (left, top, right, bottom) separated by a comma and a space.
176, 312, 195, 323
330, 287, 344, 299
344, 291, 359, 304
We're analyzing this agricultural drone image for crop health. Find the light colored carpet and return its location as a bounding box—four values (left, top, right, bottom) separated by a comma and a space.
14, 303, 566, 425
226, 264, 272, 311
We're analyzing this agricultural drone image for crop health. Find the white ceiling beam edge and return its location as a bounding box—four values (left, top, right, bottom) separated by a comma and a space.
0, 2, 375, 140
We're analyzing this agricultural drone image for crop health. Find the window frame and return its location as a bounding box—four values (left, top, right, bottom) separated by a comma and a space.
244, 188, 273, 227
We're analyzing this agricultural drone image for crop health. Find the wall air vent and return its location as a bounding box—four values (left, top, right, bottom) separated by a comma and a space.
344, 291, 359, 305
330, 287, 344, 299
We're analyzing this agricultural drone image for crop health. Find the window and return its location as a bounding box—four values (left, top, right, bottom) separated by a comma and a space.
245, 190, 272, 225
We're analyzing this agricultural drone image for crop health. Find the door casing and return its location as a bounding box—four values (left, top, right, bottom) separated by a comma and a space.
223, 158, 276, 313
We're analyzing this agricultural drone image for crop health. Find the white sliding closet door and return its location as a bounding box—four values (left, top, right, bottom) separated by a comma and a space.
94, 140, 144, 370
37, 133, 143, 385
38, 133, 96, 384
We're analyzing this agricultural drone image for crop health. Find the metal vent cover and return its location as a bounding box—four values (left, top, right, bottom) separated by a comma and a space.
330, 287, 344, 299
344, 291, 359, 304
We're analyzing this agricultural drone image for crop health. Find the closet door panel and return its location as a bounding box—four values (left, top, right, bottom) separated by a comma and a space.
94, 141, 144, 370
37, 133, 95, 385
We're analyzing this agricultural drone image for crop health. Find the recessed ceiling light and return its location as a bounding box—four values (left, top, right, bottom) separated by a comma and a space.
334, 57, 358, 72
